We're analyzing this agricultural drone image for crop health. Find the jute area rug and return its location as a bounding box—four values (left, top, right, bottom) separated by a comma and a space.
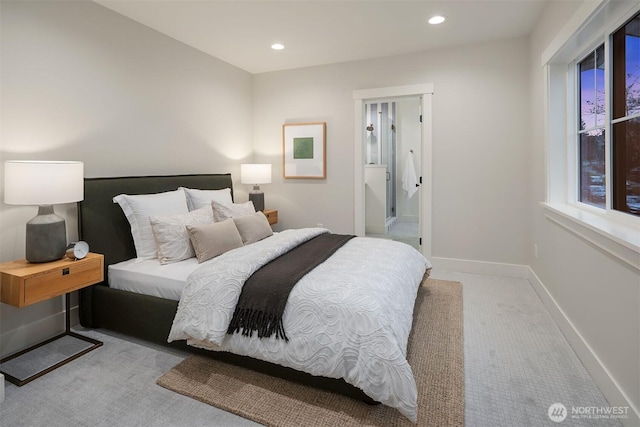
157, 278, 464, 426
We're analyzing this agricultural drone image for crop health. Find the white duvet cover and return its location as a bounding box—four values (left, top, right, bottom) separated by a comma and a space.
168, 228, 430, 422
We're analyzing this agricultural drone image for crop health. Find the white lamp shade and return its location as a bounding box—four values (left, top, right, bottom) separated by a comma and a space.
240, 164, 272, 185
4, 160, 84, 205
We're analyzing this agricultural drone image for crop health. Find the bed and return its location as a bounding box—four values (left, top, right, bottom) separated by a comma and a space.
78, 174, 430, 422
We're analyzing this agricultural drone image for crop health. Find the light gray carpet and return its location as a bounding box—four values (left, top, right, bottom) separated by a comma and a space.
435, 271, 622, 427
0, 328, 260, 427
0, 271, 623, 427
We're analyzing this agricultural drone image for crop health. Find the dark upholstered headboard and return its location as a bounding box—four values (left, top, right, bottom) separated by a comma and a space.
78, 174, 233, 280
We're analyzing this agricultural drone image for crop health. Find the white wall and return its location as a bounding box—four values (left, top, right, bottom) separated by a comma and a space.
529, 1, 639, 420
0, 1, 253, 356
253, 37, 531, 264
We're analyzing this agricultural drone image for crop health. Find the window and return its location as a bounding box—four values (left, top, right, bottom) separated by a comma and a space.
612, 14, 640, 216
578, 44, 606, 209
542, 2, 639, 266
577, 12, 640, 217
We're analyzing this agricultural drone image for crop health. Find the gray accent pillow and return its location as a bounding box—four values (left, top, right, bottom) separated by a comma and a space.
211, 200, 255, 221
233, 212, 274, 244
150, 206, 214, 264
186, 219, 244, 263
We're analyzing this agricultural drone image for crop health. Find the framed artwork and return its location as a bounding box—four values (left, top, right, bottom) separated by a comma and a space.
282, 122, 326, 179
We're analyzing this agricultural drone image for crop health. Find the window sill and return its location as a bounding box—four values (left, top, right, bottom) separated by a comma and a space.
542, 203, 640, 271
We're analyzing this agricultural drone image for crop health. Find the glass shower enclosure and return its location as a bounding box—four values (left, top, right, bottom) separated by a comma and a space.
365, 101, 397, 225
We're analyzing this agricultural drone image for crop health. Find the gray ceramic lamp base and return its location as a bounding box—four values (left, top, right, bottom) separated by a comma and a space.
248, 186, 265, 212
25, 205, 67, 263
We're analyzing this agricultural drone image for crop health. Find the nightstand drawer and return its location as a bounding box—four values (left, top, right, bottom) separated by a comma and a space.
0, 253, 104, 308
23, 258, 102, 306
263, 209, 278, 225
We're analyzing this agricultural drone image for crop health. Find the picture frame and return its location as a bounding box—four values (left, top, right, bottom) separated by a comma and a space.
282, 122, 326, 179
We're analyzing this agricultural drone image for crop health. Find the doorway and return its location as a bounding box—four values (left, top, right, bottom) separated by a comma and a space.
364, 98, 420, 249
353, 84, 433, 259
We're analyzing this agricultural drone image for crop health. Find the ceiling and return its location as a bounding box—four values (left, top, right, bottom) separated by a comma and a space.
94, 0, 549, 74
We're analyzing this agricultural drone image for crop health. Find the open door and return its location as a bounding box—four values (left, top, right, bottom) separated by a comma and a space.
353, 84, 433, 259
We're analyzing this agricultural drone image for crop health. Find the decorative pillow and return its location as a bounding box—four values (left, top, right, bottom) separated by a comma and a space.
180, 187, 233, 211
113, 189, 189, 261
187, 219, 244, 263
150, 206, 214, 264
233, 212, 274, 245
211, 200, 255, 222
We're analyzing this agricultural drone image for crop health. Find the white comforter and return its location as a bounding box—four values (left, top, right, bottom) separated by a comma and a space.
168, 228, 430, 422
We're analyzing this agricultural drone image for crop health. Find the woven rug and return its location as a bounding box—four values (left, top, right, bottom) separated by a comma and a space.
157, 278, 464, 426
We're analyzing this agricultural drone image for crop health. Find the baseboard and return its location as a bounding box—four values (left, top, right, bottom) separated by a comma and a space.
430, 256, 530, 278
527, 267, 640, 427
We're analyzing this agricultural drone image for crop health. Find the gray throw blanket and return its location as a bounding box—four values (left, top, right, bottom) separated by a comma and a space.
227, 233, 355, 341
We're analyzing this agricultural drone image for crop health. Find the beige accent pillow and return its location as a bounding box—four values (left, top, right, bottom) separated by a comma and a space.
150, 206, 214, 264
211, 200, 255, 221
233, 212, 274, 244
186, 219, 244, 263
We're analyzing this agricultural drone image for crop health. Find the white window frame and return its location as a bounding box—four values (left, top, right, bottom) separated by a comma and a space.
542, 0, 640, 271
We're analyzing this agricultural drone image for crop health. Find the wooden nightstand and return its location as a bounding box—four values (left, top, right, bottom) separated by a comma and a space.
0, 253, 104, 386
262, 209, 278, 225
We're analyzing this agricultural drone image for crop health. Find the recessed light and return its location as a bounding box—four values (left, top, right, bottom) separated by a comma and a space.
428, 15, 446, 25
271, 43, 285, 50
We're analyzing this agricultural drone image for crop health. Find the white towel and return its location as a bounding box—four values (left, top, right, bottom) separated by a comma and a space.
402, 153, 418, 199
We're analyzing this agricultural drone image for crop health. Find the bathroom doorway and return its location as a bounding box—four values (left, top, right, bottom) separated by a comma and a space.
353, 83, 433, 259
364, 97, 421, 249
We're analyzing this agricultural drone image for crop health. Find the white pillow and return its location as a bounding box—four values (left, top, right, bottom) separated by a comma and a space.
211, 200, 255, 222
233, 212, 274, 244
113, 189, 189, 261
180, 187, 233, 211
150, 206, 214, 264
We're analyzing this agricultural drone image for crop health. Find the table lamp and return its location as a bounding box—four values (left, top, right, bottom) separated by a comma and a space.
4, 160, 84, 263
240, 164, 271, 211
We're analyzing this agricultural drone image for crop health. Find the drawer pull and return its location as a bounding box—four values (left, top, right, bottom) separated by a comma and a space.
62, 268, 70, 276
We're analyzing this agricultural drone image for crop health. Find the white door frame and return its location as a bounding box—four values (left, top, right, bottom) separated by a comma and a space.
353, 83, 434, 259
